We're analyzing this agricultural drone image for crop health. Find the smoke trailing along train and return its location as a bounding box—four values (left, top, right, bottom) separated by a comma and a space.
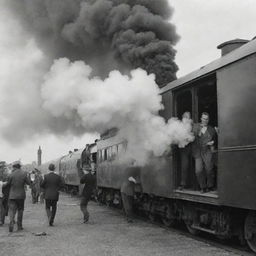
96, 37, 256, 253
40, 38, 256, 252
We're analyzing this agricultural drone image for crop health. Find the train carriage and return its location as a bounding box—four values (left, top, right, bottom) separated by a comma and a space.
159, 37, 256, 250
38, 158, 62, 175
59, 144, 97, 195
96, 38, 256, 252
37, 37, 256, 253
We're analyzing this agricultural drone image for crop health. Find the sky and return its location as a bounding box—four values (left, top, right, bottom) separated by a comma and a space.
0, 0, 256, 165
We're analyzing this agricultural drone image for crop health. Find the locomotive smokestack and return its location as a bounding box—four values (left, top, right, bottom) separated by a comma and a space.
37, 146, 42, 166
217, 38, 249, 56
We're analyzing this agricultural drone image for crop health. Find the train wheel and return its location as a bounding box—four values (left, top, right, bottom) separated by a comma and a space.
186, 222, 200, 235
148, 213, 155, 222
162, 217, 175, 227
244, 211, 256, 253
162, 203, 176, 227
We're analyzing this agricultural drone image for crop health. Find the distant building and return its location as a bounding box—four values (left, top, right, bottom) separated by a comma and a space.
37, 146, 42, 166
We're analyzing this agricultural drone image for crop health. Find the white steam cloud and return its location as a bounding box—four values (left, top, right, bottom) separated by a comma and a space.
0, 2, 193, 165
41, 58, 194, 165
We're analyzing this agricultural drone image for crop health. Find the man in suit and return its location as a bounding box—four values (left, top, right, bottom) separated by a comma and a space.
80, 167, 96, 223
41, 163, 64, 226
192, 112, 217, 193
7, 161, 31, 232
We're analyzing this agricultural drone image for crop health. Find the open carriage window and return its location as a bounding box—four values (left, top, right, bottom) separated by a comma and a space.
197, 81, 218, 128
112, 145, 118, 160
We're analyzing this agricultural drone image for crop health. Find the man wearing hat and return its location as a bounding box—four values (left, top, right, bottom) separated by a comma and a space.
121, 176, 137, 223
41, 163, 64, 226
79, 166, 96, 223
7, 161, 31, 232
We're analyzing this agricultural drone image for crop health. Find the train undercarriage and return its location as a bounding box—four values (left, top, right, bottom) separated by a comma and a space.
97, 187, 256, 253
63, 184, 84, 196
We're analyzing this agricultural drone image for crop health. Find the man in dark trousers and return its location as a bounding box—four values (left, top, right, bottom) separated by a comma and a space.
41, 163, 64, 226
1, 168, 10, 225
80, 167, 96, 223
192, 112, 217, 193
7, 161, 31, 232
121, 176, 137, 223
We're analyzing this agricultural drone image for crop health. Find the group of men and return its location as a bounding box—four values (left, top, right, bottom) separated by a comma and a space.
0, 161, 96, 232
179, 111, 217, 193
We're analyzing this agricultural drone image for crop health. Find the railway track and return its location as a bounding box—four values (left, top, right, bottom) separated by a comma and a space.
97, 201, 255, 256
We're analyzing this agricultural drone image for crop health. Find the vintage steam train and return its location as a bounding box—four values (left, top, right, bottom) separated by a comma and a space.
39, 38, 256, 252
39, 143, 97, 195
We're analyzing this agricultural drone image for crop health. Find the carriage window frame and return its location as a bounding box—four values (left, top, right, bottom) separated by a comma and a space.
172, 73, 218, 191
111, 145, 118, 159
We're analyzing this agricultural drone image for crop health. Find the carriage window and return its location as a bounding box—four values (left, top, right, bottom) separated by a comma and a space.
97, 151, 102, 163
176, 90, 192, 119
117, 143, 124, 154
103, 149, 107, 161
112, 145, 118, 159
197, 82, 218, 127
107, 147, 112, 160
92, 152, 97, 164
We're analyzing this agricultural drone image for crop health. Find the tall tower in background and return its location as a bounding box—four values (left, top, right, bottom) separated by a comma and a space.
37, 146, 42, 166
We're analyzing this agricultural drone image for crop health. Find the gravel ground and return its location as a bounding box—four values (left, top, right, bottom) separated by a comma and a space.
0, 192, 242, 256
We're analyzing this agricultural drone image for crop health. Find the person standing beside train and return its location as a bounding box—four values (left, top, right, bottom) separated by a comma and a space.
79, 167, 96, 223
192, 112, 217, 193
41, 163, 64, 226
121, 176, 137, 223
178, 111, 194, 190
7, 161, 31, 232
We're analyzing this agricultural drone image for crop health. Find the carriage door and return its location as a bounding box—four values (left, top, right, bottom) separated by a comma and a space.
195, 78, 218, 191
174, 88, 194, 189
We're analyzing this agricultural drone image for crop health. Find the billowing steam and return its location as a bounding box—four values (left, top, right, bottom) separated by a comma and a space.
0, 0, 191, 165
41, 59, 194, 164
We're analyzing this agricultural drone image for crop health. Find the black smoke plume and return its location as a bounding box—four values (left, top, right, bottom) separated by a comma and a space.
6, 0, 179, 86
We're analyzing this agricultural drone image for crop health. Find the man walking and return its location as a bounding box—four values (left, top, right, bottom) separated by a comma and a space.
41, 164, 64, 226
7, 161, 31, 232
80, 167, 96, 223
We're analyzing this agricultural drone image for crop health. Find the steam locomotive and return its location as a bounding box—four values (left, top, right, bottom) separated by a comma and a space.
40, 38, 256, 253
39, 143, 97, 195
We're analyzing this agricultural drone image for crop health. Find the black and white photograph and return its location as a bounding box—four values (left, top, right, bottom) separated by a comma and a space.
0, 0, 256, 255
